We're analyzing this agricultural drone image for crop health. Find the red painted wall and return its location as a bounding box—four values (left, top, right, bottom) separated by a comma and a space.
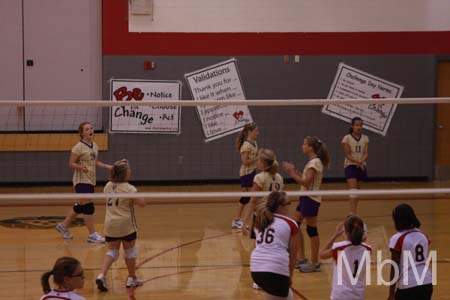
103, 1, 450, 56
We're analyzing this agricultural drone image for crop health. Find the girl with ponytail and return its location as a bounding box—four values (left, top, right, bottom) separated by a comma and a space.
243, 148, 284, 236
282, 136, 329, 273
250, 192, 298, 300
319, 215, 371, 300
232, 122, 259, 230
40, 257, 86, 300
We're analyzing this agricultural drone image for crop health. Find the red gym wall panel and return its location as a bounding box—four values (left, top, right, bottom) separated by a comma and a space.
103, 1, 450, 56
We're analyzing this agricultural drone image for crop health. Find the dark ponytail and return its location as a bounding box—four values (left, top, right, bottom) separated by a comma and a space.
235, 122, 257, 151
41, 271, 53, 294
254, 192, 289, 231
349, 117, 363, 134
305, 136, 330, 167
345, 215, 365, 245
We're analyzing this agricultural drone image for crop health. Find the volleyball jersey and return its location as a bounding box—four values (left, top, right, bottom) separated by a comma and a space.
300, 157, 323, 202
71, 141, 98, 186
253, 171, 284, 193
239, 140, 258, 176
104, 181, 138, 237
331, 241, 372, 300
389, 229, 432, 289
40, 290, 86, 300
250, 214, 298, 277
341, 134, 369, 167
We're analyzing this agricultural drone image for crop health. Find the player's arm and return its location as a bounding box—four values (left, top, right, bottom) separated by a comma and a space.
132, 197, 146, 207
243, 183, 261, 233
282, 162, 303, 184
96, 160, 113, 170
342, 142, 361, 164
319, 221, 344, 259
387, 249, 401, 300
69, 152, 88, 173
288, 232, 299, 281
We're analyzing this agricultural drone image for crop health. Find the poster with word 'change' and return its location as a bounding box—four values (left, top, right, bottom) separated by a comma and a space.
185, 59, 253, 142
322, 63, 404, 136
110, 79, 181, 134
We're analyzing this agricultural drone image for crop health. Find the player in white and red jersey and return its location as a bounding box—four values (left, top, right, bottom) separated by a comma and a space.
40, 257, 87, 300
250, 191, 298, 300
388, 204, 433, 300
320, 215, 371, 300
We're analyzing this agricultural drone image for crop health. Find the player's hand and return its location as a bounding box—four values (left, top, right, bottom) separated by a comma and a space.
81, 165, 89, 173
106, 164, 113, 170
282, 162, 296, 174
242, 224, 250, 236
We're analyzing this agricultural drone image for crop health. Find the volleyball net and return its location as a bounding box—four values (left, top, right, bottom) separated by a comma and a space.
0, 97, 449, 204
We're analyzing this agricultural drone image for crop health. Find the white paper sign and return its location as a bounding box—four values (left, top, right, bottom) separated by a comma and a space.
322, 63, 404, 136
185, 59, 253, 142
110, 79, 181, 134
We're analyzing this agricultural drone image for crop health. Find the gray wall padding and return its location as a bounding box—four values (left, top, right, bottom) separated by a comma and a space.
0, 55, 436, 183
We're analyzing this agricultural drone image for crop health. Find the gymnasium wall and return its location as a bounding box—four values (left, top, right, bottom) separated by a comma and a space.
2, 1, 450, 183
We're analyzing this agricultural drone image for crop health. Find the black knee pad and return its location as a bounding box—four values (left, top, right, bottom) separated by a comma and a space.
306, 225, 318, 237
240, 197, 250, 205
83, 202, 95, 215
73, 203, 84, 214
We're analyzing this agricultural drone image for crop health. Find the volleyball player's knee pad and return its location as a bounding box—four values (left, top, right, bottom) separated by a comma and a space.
240, 197, 250, 205
125, 247, 137, 259
106, 249, 120, 261
306, 225, 318, 237
83, 202, 95, 215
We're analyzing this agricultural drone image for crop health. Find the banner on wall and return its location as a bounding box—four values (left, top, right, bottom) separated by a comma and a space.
110, 79, 181, 134
322, 63, 404, 136
184, 59, 253, 142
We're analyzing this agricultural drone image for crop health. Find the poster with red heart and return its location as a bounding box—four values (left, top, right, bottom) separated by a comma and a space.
185, 59, 253, 142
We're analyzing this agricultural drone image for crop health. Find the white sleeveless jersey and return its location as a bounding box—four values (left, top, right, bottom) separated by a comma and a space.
389, 229, 432, 289
331, 241, 372, 300
250, 214, 298, 277
104, 181, 138, 237
40, 290, 86, 300
253, 171, 284, 192
341, 134, 369, 167
300, 157, 323, 202
71, 141, 98, 186
239, 140, 258, 176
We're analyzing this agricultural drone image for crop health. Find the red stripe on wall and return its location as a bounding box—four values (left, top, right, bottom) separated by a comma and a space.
103, 2, 450, 56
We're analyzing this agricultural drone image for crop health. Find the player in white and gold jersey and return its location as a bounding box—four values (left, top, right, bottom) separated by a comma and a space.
232, 122, 259, 229
56, 122, 112, 243
243, 148, 284, 235
96, 159, 146, 292
283, 136, 330, 273
341, 117, 369, 214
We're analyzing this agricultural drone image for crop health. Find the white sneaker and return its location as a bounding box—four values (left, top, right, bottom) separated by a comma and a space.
252, 282, 262, 290
126, 277, 144, 288
231, 219, 243, 229
55, 223, 73, 239
87, 232, 105, 243
96, 274, 108, 292
298, 262, 321, 273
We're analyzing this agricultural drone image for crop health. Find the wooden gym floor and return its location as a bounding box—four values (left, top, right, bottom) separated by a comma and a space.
0, 182, 449, 300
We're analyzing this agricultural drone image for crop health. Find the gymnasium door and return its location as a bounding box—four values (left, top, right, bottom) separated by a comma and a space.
435, 61, 450, 180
